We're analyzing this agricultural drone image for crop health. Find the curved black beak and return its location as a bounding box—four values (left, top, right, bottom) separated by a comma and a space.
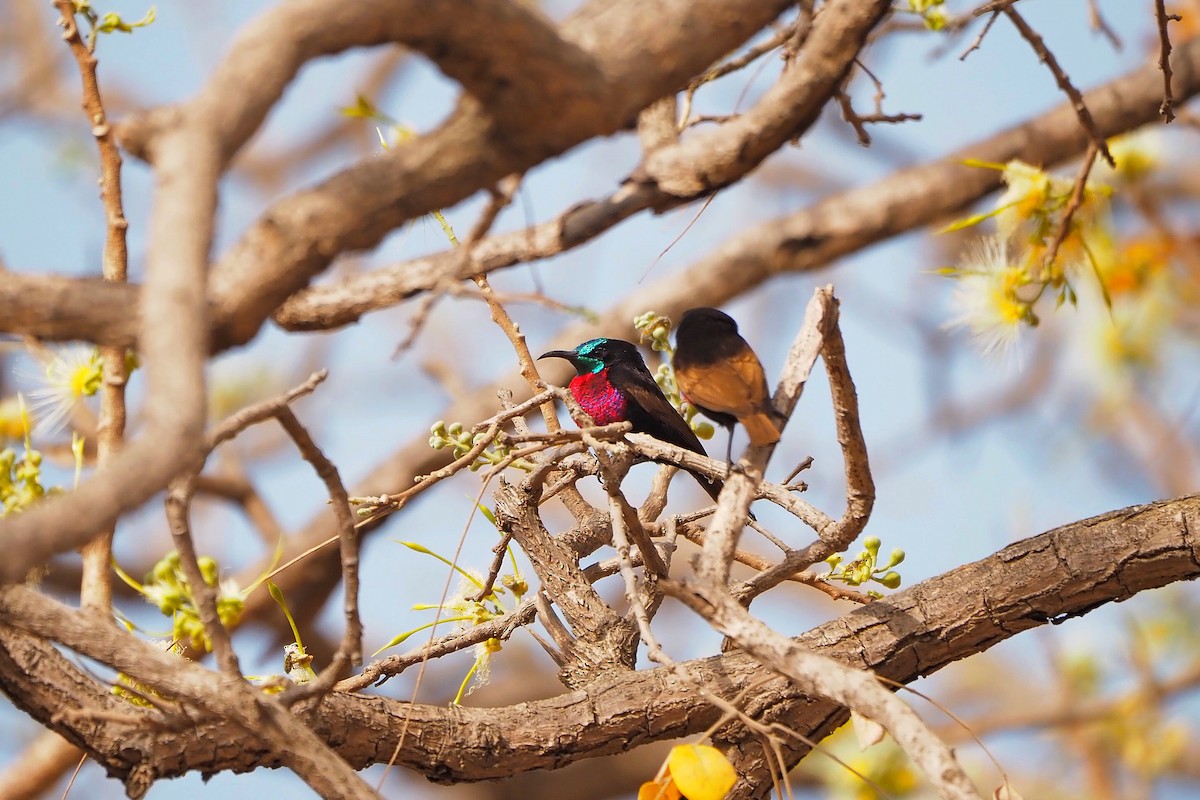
537, 349, 577, 363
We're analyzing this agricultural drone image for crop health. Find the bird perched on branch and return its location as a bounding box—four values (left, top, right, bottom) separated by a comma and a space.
673, 307, 781, 461
538, 337, 723, 504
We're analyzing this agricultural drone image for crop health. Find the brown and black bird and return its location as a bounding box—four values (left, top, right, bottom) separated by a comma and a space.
673, 307, 781, 461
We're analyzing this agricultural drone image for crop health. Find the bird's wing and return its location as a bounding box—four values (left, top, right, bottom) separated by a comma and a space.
676, 348, 770, 416
616, 368, 708, 455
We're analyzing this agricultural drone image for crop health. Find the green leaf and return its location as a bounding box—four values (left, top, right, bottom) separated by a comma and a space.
268, 581, 304, 649
398, 540, 483, 588
96, 5, 155, 34
938, 206, 1004, 234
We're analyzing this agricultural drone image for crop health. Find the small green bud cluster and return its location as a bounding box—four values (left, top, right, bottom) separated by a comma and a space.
824, 536, 905, 597
634, 311, 674, 353
427, 420, 533, 472
72, 2, 157, 49
907, 0, 946, 31
0, 398, 60, 516
634, 312, 714, 441
132, 551, 244, 652
0, 446, 46, 516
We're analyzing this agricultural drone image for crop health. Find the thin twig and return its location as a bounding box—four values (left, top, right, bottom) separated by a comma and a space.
208, 371, 328, 449
1086, 0, 1122, 50
836, 90, 871, 147
53, 0, 130, 622
166, 476, 242, 676
466, 181, 560, 432
685, 289, 870, 603
960, 10, 1001, 61
1040, 141, 1099, 274
1155, 0, 1181, 123
474, 274, 559, 432
1002, 5, 1115, 166
275, 405, 362, 699
351, 389, 557, 529
591, 441, 669, 578
679, 23, 793, 128
470, 530, 514, 603
674, 522, 871, 604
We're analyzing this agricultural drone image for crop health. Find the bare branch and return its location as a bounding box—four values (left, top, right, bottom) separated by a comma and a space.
0, 587, 381, 799
274, 33, 1200, 335
1156, 0, 1182, 122
274, 406, 362, 686
200, 0, 800, 350
1, 495, 1197, 787
117, 0, 609, 169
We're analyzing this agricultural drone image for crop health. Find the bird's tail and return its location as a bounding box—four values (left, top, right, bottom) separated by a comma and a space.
741, 411, 782, 447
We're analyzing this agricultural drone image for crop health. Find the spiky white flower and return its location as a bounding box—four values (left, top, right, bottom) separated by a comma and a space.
945, 237, 1031, 360
23, 345, 102, 435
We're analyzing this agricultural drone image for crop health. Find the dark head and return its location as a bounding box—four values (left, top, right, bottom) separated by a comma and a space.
538, 337, 645, 376
677, 307, 739, 340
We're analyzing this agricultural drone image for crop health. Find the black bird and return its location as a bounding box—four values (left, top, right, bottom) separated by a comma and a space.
673, 307, 781, 461
538, 337, 723, 504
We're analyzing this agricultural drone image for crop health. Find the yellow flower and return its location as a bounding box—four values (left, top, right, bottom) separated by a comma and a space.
0, 396, 31, 443
996, 161, 1054, 241
1103, 131, 1160, 183
996, 160, 1108, 251
1071, 268, 1174, 403
1098, 237, 1170, 297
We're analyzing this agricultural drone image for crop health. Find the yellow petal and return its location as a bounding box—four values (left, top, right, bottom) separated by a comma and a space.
667, 744, 736, 800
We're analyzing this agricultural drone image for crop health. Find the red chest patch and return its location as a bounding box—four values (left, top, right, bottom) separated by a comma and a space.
569, 370, 627, 425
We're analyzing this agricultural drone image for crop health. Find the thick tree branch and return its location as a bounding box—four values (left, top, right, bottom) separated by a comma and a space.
1, 494, 1196, 788
199, 0, 796, 349
118, 0, 608, 168
663, 581, 982, 799
0, 588, 379, 799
